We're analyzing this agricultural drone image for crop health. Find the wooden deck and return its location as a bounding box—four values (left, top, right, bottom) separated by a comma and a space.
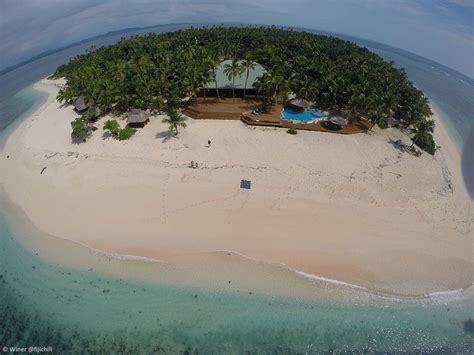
242, 109, 373, 134
184, 97, 261, 120
241, 104, 284, 127
278, 115, 373, 134
184, 97, 373, 134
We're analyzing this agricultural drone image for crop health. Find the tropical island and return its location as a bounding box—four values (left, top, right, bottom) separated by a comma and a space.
0, 26, 471, 299
51, 26, 436, 154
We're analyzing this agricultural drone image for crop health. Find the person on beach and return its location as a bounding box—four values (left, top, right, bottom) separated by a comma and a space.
208, 140, 211, 147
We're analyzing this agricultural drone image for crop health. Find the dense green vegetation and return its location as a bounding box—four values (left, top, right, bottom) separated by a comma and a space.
410, 118, 437, 155
51, 26, 436, 153
71, 117, 93, 142
103, 119, 137, 140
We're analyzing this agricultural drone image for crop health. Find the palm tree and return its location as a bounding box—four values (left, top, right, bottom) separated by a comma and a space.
208, 52, 222, 101
411, 119, 435, 135
224, 59, 244, 103
409, 119, 436, 154
253, 73, 273, 98
162, 109, 187, 135
271, 73, 290, 105
410, 118, 435, 146
241, 59, 256, 98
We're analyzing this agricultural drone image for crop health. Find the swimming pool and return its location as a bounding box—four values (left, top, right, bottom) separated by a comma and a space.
281, 108, 328, 122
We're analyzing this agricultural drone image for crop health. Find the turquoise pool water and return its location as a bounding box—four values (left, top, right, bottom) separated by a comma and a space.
282, 108, 328, 122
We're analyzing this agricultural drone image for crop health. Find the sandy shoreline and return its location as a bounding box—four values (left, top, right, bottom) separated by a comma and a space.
0, 78, 472, 296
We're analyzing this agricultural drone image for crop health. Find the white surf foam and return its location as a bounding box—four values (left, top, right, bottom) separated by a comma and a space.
293, 270, 367, 290
426, 288, 464, 298
209, 249, 367, 290
92, 249, 165, 264
208, 249, 471, 301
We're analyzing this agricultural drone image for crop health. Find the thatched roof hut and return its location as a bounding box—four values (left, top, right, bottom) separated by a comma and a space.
289, 98, 313, 109
127, 109, 150, 128
74, 96, 90, 112
327, 115, 349, 126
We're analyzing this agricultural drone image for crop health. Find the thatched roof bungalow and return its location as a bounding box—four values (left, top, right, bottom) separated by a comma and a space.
74, 96, 90, 112
127, 109, 150, 128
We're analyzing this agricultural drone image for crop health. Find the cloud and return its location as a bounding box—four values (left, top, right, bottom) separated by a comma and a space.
0, 0, 473, 78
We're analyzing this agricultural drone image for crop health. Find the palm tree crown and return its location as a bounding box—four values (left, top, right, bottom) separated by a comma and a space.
162, 110, 187, 135
224, 59, 244, 102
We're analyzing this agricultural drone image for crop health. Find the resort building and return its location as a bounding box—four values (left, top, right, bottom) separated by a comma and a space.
202, 59, 265, 98
184, 59, 372, 134
127, 109, 150, 128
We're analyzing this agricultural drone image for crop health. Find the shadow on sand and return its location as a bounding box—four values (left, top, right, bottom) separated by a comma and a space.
388, 138, 421, 157
156, 130, 177, 143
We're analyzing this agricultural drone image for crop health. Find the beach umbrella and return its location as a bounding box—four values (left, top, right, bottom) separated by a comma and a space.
327, 115, 348, 126
289, 98, 312, 109
127, 109, 150, 127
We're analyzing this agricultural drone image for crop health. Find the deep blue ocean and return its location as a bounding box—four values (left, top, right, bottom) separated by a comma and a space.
0, 24, 473, 353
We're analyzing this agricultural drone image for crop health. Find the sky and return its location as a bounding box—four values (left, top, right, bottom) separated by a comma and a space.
1, 0, 473, 78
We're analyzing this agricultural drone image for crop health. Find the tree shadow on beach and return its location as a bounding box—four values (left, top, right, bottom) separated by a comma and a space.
156, 130, 178, 143
102, 131, 113, 140
388, 138, 421, 157
388, 138, 406, 153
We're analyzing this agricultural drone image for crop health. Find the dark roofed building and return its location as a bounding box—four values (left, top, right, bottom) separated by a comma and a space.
127, 109, 150, 128
74, 96, 90, 112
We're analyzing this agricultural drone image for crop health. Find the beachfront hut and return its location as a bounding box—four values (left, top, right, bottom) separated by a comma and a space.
127, 109, 150, 128
288, 98, 312, 110
74, 96, 90, 112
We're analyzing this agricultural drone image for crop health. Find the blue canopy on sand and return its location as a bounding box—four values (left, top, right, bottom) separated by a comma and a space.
240, 180, 251, 189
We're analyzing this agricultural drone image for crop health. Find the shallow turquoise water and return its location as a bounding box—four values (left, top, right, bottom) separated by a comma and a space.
0, 86, 46, 140
0, 212, 473, 353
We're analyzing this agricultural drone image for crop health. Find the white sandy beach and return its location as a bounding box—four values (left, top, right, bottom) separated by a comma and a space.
0, 78, 472, 295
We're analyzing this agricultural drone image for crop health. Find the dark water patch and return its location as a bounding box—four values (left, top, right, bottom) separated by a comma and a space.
464, 319, 474, 335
